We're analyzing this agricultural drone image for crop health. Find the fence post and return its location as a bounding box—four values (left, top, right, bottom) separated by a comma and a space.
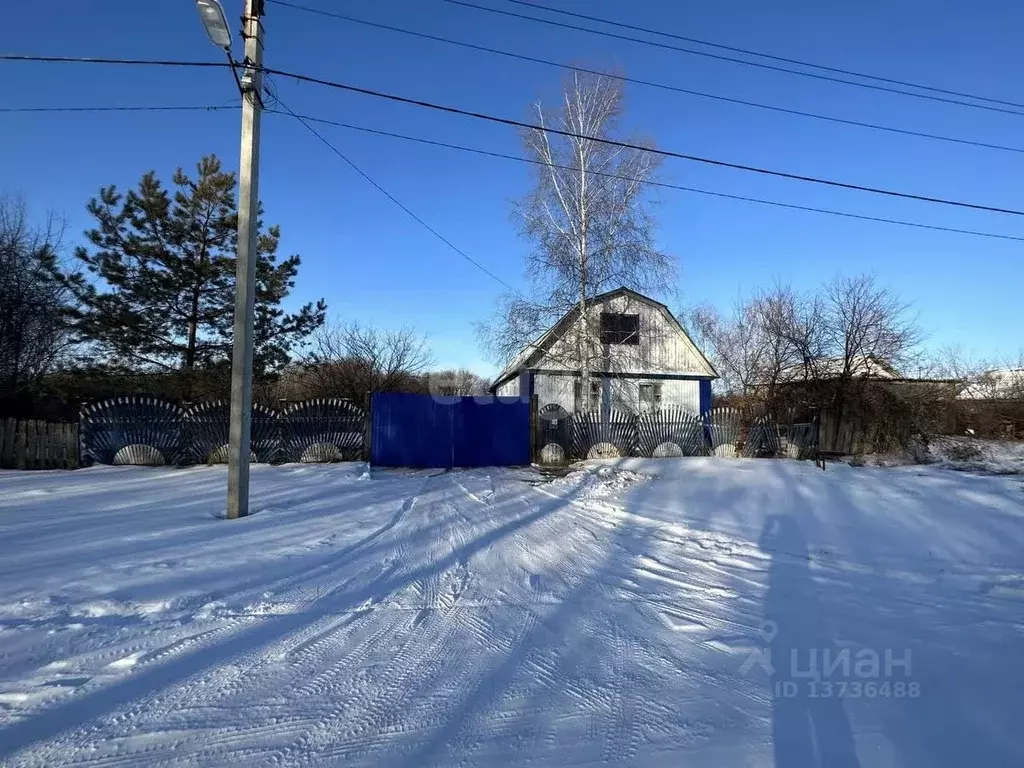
38, 421, 48, 469
44, 422, 54, 468
16, 420, 28, 470
38, 422, 47, 469
70, 423, 80, 468
364, 391, 373, 465
41, 422, 51, 468
1, 418, 14, 468
30, 420, 40, 469
529, 393, 538, 463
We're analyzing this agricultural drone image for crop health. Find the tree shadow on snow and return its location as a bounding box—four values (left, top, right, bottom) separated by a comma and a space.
759, 514, 860, 768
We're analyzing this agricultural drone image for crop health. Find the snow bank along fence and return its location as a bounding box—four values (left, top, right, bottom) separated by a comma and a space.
1, 418, 80, 469
79, 396, 366, 466
534, 405, 818, 463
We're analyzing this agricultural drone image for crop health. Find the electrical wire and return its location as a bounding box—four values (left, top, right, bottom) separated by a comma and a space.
7, 94, 1018, 241
503, 0, 1024, 110
0, 104, 236, 114
263, 108, 1024, 243
0, 54, 230, 68
260, 66, 1024, 217
270, 96, 519, 291
5, 52, 1021, 216
265, 1, 1024, 155
443, 0, 1024, 117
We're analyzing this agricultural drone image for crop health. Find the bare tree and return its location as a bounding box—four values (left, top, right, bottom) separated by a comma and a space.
822, 275, 921, 374
753, 284, 827, 385
480, 71, 674, 388
687, 298, 767, 398
426, 368, 491, 397
287, 321, 433, 403
0, 197, 73, 394
687, 285, 814, 404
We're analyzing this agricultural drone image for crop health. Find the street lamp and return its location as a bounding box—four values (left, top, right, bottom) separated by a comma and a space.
195, 0, 232, 49
195, 0, 264, 519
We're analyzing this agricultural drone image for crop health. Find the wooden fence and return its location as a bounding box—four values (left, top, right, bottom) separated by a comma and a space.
0, 419, 80, 470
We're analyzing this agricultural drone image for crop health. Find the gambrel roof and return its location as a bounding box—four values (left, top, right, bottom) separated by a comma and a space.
490, 287, 718, 391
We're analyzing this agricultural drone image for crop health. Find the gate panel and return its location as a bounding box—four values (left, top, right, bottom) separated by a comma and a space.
371, 393, 452, 468
454, 397, 531, 468
371, 394, 530, 468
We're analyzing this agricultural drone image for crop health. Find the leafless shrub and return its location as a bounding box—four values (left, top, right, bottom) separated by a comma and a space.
0, 196, 73, 395
284, 322, 433, 403
426, 368, 490, 397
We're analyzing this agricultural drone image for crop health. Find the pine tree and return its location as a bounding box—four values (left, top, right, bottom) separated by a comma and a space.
61, 155, 326, 375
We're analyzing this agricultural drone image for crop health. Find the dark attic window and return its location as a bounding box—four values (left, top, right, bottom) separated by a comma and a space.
600, 312, 640, 345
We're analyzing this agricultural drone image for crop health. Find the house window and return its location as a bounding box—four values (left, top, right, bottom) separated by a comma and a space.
574, 379, 602, 412
639, 382, 662, 414
600, 312, 640, 345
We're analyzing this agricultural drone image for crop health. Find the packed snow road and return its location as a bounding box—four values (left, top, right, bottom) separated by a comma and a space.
0, 459, 1022, 766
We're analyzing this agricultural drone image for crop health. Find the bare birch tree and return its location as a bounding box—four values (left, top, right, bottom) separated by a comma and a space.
480, 71, 674, 390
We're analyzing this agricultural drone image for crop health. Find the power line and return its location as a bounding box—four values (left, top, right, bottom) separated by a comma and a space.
443, 0, 1024, 118
0, 54, 230, 68
504, 0, 1024, 110
269, 96, 518, 291
6, 52, 1020, 215
263, 108, 1024, 243
265, 0, 1024, 155
0, 104, 236, 114
7, 92, 1016, 241
260, 65, 1024, 217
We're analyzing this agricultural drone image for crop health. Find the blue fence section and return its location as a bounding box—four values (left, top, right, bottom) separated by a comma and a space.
371, 393, 530, 468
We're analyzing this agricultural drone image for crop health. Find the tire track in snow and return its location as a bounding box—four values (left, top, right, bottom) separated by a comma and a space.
407, 473, 475, 613
180, 612, 416, 767
4, 477, 434, 767
274, 609, 463, 764
601, 618, 641, 764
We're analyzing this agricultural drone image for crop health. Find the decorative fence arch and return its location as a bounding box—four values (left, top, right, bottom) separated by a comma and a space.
706, 407, 743, 457
79, 397, 366, 466
279, 398, 365, 463
181, 400, 282, 464
80, 396, 184, 466
535, 403, 571, 464
570, 410, 638, 459
637, 407, 707, 458
741, 416, 780, 458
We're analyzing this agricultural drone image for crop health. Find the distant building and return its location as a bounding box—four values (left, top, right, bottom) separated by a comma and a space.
777, 354, 901, 383
958, 368, 1024, 401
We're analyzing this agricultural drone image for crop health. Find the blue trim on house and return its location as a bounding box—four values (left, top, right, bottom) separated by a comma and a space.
518, 370, 535, 403
699, 379, 712, 415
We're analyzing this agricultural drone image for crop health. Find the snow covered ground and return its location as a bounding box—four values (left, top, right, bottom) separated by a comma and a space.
0, 459, 1022, 766
857, 436, 1024, 475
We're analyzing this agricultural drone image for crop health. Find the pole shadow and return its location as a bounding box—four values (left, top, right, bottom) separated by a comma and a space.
759, 513, 860, 768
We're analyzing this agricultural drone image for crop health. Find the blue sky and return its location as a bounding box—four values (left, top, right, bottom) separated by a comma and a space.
3, 0, 1022, 377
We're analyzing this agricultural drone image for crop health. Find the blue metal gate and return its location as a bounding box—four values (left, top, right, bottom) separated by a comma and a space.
370, 393, 530, 468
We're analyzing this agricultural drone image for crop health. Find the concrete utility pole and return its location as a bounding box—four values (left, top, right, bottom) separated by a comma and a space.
226, 0, 265, 519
